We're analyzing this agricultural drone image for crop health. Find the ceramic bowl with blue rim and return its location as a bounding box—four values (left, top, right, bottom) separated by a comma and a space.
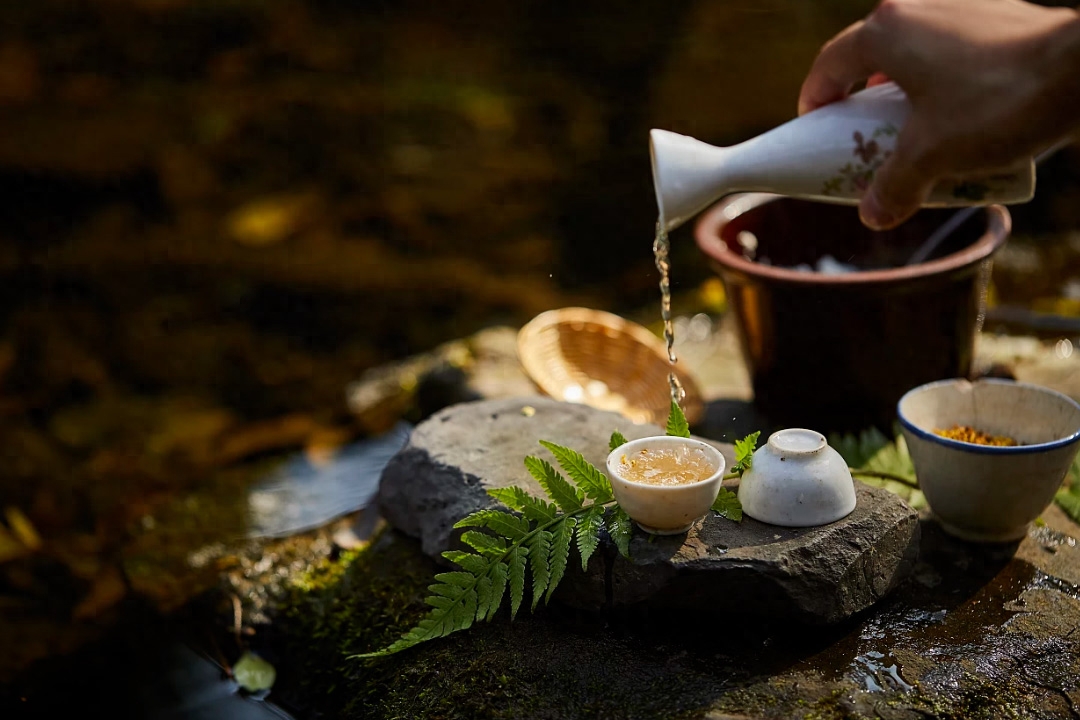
898, 378, 1080, 543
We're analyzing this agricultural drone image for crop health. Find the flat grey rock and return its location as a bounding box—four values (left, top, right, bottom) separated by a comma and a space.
378, 396, 919, 623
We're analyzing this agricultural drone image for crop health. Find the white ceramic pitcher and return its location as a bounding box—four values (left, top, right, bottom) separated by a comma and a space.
650, 82, 1036, 232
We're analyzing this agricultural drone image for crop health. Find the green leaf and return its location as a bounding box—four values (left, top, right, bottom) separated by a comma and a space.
508, 546, 527, 619
486, 486, 530, 512
434, 571, 475, 588
527, 530, 552, 610
832, 429, 926, 510
1055, 488, 1080, 524
474, 573, 493, 620
1054, 457, 1080, 522
1064, 454, 1080, 493
575, 505, 605, 571
546, 516, 576, 603
442, 550, 489, 575
474, 560, 508, 622
460, 531, 507, 558
606, 505, 633, 558
453, 508, 531, 540
233, 652, 276, 692
610, 430, 629, 452
733, 431, 760, 474
425, 595, 454, 610
352, 569, 481, 657
711, 487, 743, 521
665, 400, 691, 438
525, 456, 584, 512
488, 486, 559, 523
829, 427, 890, 469
485, 561, 508, 621
539, 440, 613, 503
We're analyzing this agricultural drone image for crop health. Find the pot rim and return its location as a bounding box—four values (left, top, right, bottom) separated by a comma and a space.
693, 193, 1011, 286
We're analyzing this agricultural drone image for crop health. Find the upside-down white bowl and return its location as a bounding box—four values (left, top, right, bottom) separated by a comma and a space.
737, 428, 857, 527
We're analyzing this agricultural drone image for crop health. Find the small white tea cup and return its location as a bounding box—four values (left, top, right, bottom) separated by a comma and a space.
606, 436, 726, 535
738, 428, 856, 527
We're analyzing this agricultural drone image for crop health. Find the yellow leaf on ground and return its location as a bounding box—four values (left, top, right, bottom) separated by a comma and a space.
4, 506, 41, 551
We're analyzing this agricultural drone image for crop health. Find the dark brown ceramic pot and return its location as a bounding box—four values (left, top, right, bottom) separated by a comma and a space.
694, 194, 1010, 434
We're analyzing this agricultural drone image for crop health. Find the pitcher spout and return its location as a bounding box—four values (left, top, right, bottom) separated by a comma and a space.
650, 129, 732, 233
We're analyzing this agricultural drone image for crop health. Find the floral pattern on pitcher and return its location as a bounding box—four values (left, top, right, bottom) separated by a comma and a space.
821, 123, 898, 197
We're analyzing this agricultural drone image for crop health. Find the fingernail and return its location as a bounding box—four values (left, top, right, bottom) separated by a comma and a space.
860, 190, 895, 231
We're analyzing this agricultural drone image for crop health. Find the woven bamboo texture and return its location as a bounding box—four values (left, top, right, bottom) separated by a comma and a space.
517, 307, 704, 426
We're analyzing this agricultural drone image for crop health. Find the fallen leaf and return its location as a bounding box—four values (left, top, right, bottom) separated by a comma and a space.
225, 194, 318, 247
233, 651, 276, 692
4, 507, 41, 551
215, 414, 317, 465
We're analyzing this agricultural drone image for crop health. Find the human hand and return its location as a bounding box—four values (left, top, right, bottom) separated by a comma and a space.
799, 0, 1080, 230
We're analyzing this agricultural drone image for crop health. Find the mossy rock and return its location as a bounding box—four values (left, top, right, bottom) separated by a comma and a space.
262, 522, 1080, 720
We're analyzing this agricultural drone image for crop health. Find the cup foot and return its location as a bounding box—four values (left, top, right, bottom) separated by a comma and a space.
936, 517, 1029, 544
634, 520, 695, 536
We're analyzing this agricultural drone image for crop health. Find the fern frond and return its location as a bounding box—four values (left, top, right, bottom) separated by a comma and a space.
606, 505, 633, 558
485, 560, 508, 621
433, 571, 476, 588
527, 530, 552, 610
486, 486, 531, 512
610, 430, 628, 451
442, 550, 489, 575
488, 486, 559, 523
474, 572, 493, 618
453, 508, 531, 540
352, 571, 479, 658
575, 505, 605, 571
538, 441, 613, 503
460, 530, 507, 558
524, 456, 583, 511
546, 516, 575, 602
475, 560, 508, 621
508, 546, 527, 619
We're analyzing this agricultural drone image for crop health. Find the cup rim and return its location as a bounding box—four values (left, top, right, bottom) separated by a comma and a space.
897, 378, 1080, 455
606, 435, 726, 489
694, 193, 1010, 286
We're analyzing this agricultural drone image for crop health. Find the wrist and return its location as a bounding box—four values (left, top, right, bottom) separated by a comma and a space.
1046, 7, 1080, 112
1027, 5, 1080, 144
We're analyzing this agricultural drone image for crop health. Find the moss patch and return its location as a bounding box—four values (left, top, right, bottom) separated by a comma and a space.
265, 530, 757, 719
262, 530, 1078, 720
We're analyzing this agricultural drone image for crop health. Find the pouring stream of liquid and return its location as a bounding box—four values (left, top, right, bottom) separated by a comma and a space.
653, 221, 685, 407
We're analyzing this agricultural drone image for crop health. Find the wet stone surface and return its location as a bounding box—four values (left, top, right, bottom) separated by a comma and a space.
378, 396, 920, 623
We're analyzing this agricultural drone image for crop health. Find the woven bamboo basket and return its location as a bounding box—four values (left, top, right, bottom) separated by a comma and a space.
516, 307, 704, 426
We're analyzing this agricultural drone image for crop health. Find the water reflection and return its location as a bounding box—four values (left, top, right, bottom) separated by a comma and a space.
245, 422, 409, 539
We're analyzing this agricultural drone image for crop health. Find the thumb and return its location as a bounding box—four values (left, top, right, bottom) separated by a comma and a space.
859, 132, 937, 231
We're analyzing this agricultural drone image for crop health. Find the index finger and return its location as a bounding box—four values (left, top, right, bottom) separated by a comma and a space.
798, 20, 877, 115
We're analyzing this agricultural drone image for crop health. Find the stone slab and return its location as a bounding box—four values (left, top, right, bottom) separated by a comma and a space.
378, 396, 920, 623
